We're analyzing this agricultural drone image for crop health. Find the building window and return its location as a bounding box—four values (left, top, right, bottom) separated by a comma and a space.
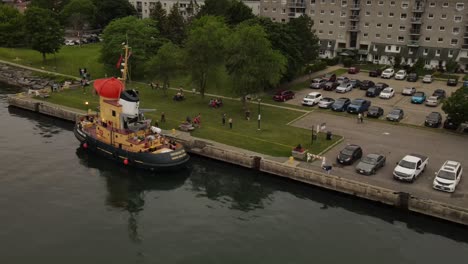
441, 14, 447, 19
376, 34, 381, 38
401, 2, 409, 8
378, 1, 383, 5
341, 11, 346, 17
373, 45, 377, 51
366, 0, 371, 5
399, 26, 405, 31
429, 2, 435, 7
320, 10, 325, 14
396, 46, 400, 52
364, 22, 369, 27
453, 27, 460, 34
281, 19, 286, 22
311, 0, 316, 4
451, 39, 458, 45
388, 24, 393, 28
423, 49, 428, 55
390, 1, 395, 6
377, 23, 382, 28
425, 60, 430, 65
401, 13, 407, 19
425, 37, 431, 41
428, 13, 434, 19
272, 8, 277, 12
328, 41, 332, 47
440, 26, 445, 31
330, 10, 335, 15
378, 12, 383, 16
328, 31, 333, 35
263, 8, 268, 11
340, 21, 346, 27
387, 34, 392, 39
435, 50, 441, 56
456, 3, 464, 10
449, 50, 454, 57
398, 36, 404, 42
329, 20, 334, 25
442, 2, 449, 8
112, 110, 116, 117
426, 25, 432, 30
454, 16, 462, 22
319, 20, 324, 24
438, 37, 443, 42
365, 11, 370, 16
364, 33, 369, 38
389, 12, 394, 17
310, 9, 315, 15
318, 30, 323, 34
341, 0, 347, 6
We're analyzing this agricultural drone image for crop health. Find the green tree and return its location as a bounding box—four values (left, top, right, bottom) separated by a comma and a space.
61, 0, 96, 40
442, 86, 468, 125
445, 59, 459, 73
185, 16, 229, 98
166, 4, 186, 45
288, 15, 319, 67
226, 23, 286, 108
100, 16, 162, 78
0, 5, 25, 47
92, 0, 136, 29
226, 0, 254, 25
197, 0, 230, 17
30, 0, 70, 13
24, 7, 64, 61
149, 1, 167, 36
145, 42, 184, 96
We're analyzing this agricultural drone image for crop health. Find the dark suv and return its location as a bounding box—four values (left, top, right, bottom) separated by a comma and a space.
425, 112, 442, 128
337, 144, 363, 165
407, 73, 418, 82
443, 116, 460, 130
369, 68, 383, 77
447, 78, 458, 86
347, 98, 371, 114
360, 80, 375, 90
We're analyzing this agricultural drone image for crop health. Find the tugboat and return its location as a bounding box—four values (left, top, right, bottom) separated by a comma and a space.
74, 44, 189, 170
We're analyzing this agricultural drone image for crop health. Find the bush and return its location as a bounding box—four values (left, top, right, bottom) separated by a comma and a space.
342, 57, 354, 67
324, 57, 339, 66
304, 60, 327, 74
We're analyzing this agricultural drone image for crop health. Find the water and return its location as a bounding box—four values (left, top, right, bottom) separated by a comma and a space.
1, 83, 467, 263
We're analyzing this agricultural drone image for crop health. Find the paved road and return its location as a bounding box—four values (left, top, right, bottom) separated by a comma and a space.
291, 111, 468, 207
287, 71, 460, 127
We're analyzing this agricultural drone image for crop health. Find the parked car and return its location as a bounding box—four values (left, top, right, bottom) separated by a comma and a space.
366, 86, 384, 97
348, 67, 360, 74
369, 68, 382, 77
310, 78, 326, 89
337, 144, 363, 165
322, 73, 337, 82
302, 92, 323, 106
386, 108, 404, 122
317, 97, 335, 109
360, 80, 375, 90
323, 81, 339, 91
402, 87, 416, 96
336, 76, 350, 84
379, 87, 395, 99
394, 70, 407, 80
367, 106, 384, 118
411, 91, 426, 104
425, 96, 441, 107
447, 78, 458, 86
64, 39, 75, 46
349, 79, 361, 89
393, 154, 428, 182
273, 90, 295, 102
433, 160, 463, 193
432, 89, 446, 99
331, 97, 351, 112
347, 98, 371, 114
406, 73, 418, 82
336, 82, 353, 93
422, 74, 434, 83
355, 154, 386, 175
381, 68, 395, 79
443, 116, 460, 130
425, 112, 442, 127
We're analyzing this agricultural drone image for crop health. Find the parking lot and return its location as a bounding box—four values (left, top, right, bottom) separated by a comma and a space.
287, 71, 461, 127
291, 107, 468, 207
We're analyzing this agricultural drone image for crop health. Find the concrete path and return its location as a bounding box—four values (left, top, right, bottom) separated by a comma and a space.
0, 59, 80, 80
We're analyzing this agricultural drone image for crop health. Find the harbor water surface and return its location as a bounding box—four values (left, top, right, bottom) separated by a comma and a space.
1, 84, 467, 263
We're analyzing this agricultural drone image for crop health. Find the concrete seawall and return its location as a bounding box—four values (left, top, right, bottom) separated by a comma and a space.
7, 95, 468, 226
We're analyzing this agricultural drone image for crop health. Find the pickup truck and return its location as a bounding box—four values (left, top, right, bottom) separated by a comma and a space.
393, 154, 428, 182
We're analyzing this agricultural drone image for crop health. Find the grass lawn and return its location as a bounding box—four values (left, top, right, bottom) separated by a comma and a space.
41, 83, 341, 157
330, 68, 348, 76
0, 44, 108, 78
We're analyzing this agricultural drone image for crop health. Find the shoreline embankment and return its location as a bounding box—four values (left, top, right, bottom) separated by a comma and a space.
6, 95, 468, 226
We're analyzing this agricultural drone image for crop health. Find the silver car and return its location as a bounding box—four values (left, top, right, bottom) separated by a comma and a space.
317, 97, 335, 109
402, 87, 416, 96
422, 75, 433, 83
425, 96, 441, 107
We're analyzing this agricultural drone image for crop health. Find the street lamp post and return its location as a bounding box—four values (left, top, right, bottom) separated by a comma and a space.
257, 98, 261, 131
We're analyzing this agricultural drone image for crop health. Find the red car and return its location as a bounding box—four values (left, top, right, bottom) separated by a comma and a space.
348, 67, 360, 74
273, 90, 295, 102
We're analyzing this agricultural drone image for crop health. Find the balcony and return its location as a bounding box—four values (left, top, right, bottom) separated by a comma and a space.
407, 40, 420, 47
288, 2, 306, 8
349, 15, 360, 21
410, 29, 421, 35
464, 33, 468, 38
410, 17, 422, 24
349, 4, 360, 10
462, 44, 468, 49
288, 12, 304, 18
412, 6, 424, 12
347, 25, 360, 32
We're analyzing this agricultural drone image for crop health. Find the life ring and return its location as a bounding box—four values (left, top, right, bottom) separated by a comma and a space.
99, 129, 103, 136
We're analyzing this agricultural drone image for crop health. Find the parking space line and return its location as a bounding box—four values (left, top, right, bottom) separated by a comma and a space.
287, 111, 313, 125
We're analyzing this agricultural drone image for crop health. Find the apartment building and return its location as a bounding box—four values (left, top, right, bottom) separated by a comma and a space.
260, 0, 468, 70
128, 0, 261, 18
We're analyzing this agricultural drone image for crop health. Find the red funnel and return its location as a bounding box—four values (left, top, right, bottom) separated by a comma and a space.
93, 77, 124, 99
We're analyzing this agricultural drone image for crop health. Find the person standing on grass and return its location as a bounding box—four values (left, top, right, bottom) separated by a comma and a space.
161, 112, 166, 123
222, 113, 226, 126
229, 117, 233, 129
